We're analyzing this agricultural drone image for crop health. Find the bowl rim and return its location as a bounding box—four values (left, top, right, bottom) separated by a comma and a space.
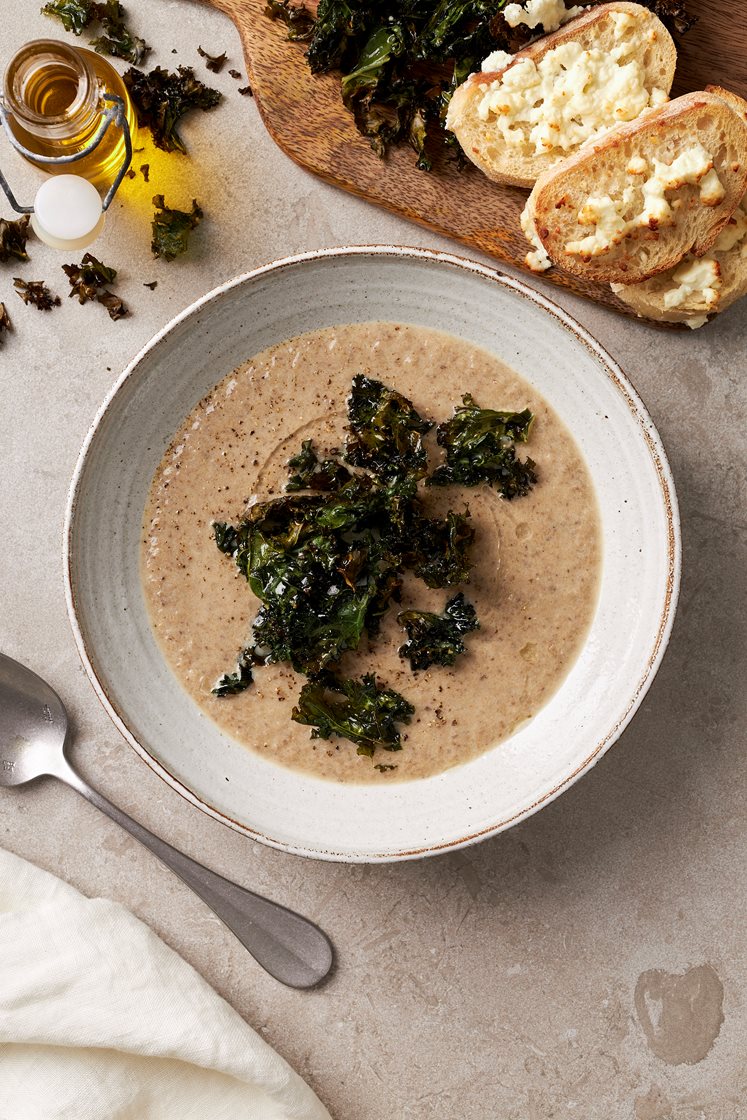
63, 244, 681, 862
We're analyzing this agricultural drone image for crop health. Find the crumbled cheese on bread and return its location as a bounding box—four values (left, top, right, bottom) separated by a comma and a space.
504, 0, 583, 32
481, 50, 514, 73
566, 145, 726, 256
662, 257, 722, 310
474, 24, 668, 158
713, 201, 747, 251
520, 203, 553, 271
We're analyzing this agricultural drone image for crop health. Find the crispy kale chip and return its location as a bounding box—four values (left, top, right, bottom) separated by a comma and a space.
42, 0, 150, 63
285, 440, 353, 492
197, 46, 228, 73
214, 485, 403, 676
13, 278, 60, 311
265, 0, 316, 42
0, 215, 31, 264
292, 673, 414, 756
0, 303, 11, 344
213, 648, 256, 697
123, 66, 221, 153
398, 592, 478, 671
404, 509, 475, 588
151, 194, 203, 261
41, 0, 95, 34
345, 374, 432, 481
428, 394, 537, 498
62, 253, 129, 320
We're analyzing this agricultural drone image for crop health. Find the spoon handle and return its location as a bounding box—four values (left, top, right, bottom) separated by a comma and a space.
55, 756, 333, 989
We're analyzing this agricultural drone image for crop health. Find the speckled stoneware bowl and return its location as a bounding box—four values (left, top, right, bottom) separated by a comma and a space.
65, 247, 680, 862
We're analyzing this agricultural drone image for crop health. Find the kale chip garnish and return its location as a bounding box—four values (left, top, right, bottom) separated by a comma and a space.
398, 592, 479, 671
197, 46, 228, 73
344, 374, 432, 481
62, 253, 129, 320
285, 439, 353, 492
0, 303, 11, 344
0, 215, 31, 264
428, 394, 537, 498
292, 673, 414, 756
123, 66, 221, 154
213, 648, 257, 696
213, 376, 536, 759
42, 0, 150, 63
151, 195, 203, 261
13, 278, 60, 311
265, 0, 316, 43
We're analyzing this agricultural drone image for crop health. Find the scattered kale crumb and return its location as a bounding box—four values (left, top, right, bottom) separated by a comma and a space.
151, 194, 203, 261
123, 65, 222, 153
228, 68, 241, 79
213, 648, 255, 696
62, 253, 129, 320
398, 592, 479, 671
143, 280, 157, 290
374, 763, 397, 773
0, 215, 31, 264
41, 0, 151, 64
197, 45, 228, 73
238, 85, 253, 97
292, 673, 414, 757
140, 163, 150, 181
0, 302, 11, 343
13, 278, 60, 311
126, 168, 137, 179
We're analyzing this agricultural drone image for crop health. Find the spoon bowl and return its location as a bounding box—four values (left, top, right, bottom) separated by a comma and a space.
0, 652, 334, 989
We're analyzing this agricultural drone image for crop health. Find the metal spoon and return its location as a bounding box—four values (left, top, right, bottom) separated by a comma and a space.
0, 652, 333, 989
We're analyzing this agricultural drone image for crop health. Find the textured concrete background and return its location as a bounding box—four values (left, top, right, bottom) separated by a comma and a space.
1, 3, 746, 1117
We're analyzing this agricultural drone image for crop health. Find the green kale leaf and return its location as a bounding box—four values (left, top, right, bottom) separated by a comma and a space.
285, 439, 353, 492
212, 648, 256, 696
405, 509, 475, 588
151, 195, 203, 261
91, 0, 150, 64
428, 394, 537, 498
0, 215, 31, 264
42, 0, 95, 34
13, 278, 60, 311
398, 591, 478, 671
292, 672, 414, 756
62, 252, 129, 320
265, 0, 316, 42
124, 66, 221, 154
345, 374, 431, 482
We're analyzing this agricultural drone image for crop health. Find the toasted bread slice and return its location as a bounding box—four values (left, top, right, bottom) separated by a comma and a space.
446, 2, 675, 189
611, 195, 747, 327
524, 90, 747, 285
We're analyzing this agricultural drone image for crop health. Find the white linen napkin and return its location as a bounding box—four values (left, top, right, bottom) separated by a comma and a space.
0, 848, 332, 1120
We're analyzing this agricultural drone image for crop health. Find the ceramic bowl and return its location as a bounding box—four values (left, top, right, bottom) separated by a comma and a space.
65, 247, 680, 862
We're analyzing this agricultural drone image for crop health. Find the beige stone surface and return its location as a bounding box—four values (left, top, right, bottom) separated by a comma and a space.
1, 3, 745, 1117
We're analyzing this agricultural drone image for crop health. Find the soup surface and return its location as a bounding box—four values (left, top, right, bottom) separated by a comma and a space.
141, 322, 601, 783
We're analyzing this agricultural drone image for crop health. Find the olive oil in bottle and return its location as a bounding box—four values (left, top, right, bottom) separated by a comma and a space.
3, 39, 136, 190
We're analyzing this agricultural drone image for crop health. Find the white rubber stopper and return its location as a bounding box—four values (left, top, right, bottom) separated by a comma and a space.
31, 174, 105, 251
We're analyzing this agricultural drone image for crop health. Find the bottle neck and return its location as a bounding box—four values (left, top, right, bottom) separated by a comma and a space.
3, 39, 100, 143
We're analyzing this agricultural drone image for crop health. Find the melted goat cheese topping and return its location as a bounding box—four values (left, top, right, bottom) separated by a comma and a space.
566, 145, 726, 258
474, 24, 667, 157
503, 0, 583, 32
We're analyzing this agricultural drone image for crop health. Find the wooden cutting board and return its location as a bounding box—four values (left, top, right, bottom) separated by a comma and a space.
210, 0, 747, 315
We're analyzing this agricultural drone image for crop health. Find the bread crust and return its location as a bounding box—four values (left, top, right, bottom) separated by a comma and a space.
447, 1, 676, 189
527, 90, 747, 285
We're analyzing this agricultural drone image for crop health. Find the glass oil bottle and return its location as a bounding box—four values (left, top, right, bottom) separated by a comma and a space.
2, 39, 136, 191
